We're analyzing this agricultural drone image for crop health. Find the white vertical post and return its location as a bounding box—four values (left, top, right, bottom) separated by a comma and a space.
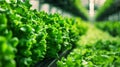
89, 0, 94, 17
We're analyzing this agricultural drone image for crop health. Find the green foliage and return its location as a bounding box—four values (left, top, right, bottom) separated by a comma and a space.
0, 36, 18, 67
0, 11, 18, 67
95, 22, 120, 37
0, 0, 86, 67
57, 25, 120, 67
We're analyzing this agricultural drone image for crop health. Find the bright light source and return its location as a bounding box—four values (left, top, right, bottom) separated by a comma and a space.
89, 0, 95, 17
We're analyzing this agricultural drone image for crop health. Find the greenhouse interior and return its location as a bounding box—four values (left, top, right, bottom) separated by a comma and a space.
0, 0, 120, 67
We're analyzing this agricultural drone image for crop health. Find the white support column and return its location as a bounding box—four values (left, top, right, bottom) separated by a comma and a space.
89, 0, 95, 17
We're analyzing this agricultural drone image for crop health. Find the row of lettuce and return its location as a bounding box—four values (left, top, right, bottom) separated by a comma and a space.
0, 1, 88, 67
95, 21, 120, 37
57, 22, 120, 66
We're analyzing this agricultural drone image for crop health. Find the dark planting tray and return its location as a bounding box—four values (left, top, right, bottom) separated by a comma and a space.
35, 49, 72, 67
